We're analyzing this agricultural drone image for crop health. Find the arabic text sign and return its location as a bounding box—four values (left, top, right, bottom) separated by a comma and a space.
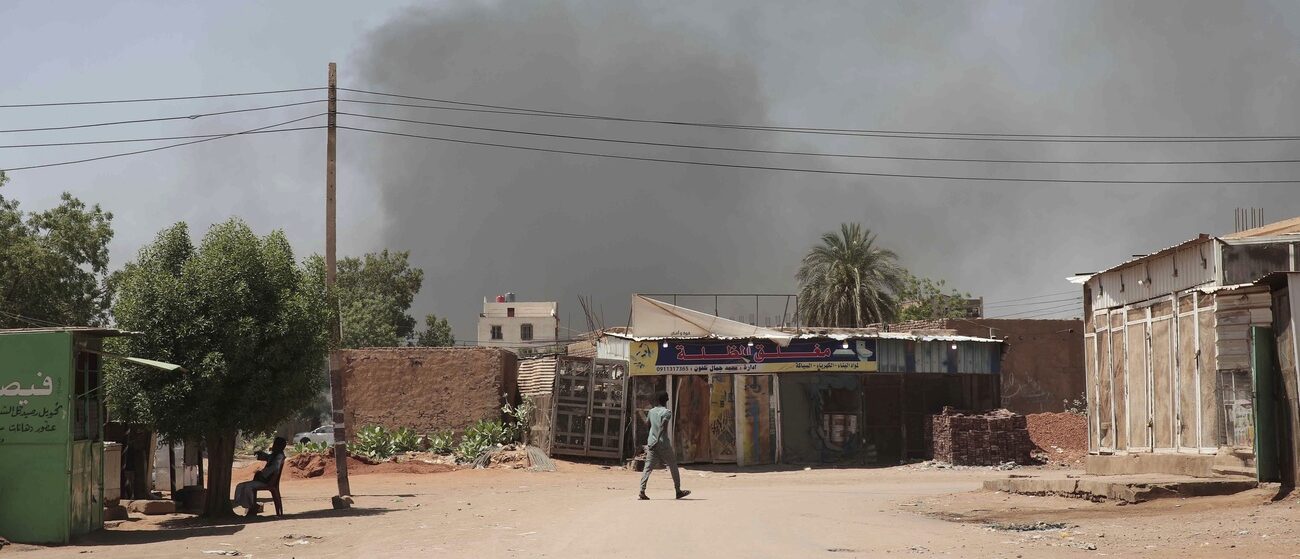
629, 339, 877, 376
0, 332, 70, 444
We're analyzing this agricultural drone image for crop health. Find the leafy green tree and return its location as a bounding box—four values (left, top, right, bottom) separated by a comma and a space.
797, 223, 907, 327
897, 273, 973, 321
307, 250, 424, 348
0, 172, 115, 327
413, 313, 455, 347
107, 219, 329, 517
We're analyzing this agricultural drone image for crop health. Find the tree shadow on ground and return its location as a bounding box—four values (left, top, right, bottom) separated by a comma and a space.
678, 462, 897, 474
69, 507, 395, 547
71, 523, 245, 546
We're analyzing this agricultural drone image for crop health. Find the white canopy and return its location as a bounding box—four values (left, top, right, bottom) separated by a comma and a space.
628, 295, 794, 347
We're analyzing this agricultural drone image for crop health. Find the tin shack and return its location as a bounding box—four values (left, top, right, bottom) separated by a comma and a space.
0, 328, 179, 544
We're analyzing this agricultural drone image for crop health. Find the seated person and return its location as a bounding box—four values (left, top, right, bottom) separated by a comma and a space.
234, 436, 287, 517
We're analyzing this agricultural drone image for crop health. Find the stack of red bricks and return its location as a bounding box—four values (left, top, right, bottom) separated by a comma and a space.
929, 407, 1034, 466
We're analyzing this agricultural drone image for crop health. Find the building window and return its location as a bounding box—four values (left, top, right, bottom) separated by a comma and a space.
520, 323, 534, 341
507, 307, 516, 317
490, 325, 503, 340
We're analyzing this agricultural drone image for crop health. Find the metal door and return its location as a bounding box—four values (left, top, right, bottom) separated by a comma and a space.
550, 357, 627, 459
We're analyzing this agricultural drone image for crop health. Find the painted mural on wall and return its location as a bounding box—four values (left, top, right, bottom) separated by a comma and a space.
674, 376, 712, 463
630, 339, 877, 376
708, 374, 736, 462
736, 375, 775, 466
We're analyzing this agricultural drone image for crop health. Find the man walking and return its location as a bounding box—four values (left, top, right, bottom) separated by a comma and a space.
639, 391, 690, 500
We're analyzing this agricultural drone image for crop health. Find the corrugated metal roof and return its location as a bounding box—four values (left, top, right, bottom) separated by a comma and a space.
1223, 216, 1300, 239
1093, 235, 1212, 277
601, 331, 1002, 344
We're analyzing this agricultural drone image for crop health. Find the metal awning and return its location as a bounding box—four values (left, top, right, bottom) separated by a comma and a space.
80, 348, 186, 372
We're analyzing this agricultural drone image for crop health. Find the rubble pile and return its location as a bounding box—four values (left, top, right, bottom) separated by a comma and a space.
929, 407, 1034, 466
1025, 412, 1088, 466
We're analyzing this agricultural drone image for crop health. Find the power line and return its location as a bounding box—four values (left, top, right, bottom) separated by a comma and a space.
339, 111, 1300, 166
338, 125, 1300, 184
0, 126, 326, 149
0, 309, 69, 328
339, 87, 1300, 143
1008, 306, 1087, 320
983, 290, 1078, 304
0, 99, 325, 134
3, 113, 325, 172
988, 299, 1082, 319
0, 87, 325, 109
983, 296, 1082, 310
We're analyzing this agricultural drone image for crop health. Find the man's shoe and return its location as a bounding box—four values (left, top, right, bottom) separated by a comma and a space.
638, 492, 650, 500
675, 489, 691, 500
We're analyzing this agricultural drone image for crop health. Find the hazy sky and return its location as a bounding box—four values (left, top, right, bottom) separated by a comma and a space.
4, 1, 1300, 340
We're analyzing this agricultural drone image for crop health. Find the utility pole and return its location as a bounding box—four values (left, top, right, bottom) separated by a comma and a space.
325, 62, 352, 509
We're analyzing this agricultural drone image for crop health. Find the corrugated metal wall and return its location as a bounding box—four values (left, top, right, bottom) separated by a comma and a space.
517, 356, 558, 396
1090, 239, 1217, 310
876, 339, 997, 374
1085, 290, 1221, 455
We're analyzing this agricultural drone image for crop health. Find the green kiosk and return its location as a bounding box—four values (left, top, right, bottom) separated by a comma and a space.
0, 328, 180, 544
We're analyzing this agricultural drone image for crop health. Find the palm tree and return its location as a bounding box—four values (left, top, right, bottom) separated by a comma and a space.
797, 223, 906, 327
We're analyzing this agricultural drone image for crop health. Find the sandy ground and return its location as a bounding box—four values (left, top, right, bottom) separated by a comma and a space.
6, 462, 1299, 558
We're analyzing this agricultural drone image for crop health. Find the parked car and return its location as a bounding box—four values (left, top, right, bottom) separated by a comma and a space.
293, 425, 334, 445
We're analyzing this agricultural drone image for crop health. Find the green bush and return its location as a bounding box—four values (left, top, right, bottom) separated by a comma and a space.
291, 440, 330, 455
350, 424, 395, 460
237, 432, 275, 455
455, 419, 512, 462
501, 396, 535, 443
427, 430, 455, 455
391, 427, 421, 453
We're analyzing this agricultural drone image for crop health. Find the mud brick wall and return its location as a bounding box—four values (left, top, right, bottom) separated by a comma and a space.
945, 318, 1085, 414
930, 411, 1034, 465
340, 347, 518, 441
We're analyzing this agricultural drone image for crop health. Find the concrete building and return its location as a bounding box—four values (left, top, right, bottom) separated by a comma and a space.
476, 293, 559, 353
1080, 216, 1300, 478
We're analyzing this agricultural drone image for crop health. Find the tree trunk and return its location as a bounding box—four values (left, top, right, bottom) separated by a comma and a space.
126, 427, 153, 500
203, 432, 237, 518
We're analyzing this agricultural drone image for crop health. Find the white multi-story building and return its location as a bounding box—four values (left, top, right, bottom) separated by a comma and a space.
477, 293, 559, 352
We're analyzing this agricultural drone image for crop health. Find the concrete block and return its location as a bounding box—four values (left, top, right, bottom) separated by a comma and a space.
127, 499, 176, 515
1085, 453, 1218, 478
103, 504, 129, 521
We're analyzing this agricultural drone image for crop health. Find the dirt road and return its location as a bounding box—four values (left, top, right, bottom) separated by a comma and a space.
7, 463, 1298, 558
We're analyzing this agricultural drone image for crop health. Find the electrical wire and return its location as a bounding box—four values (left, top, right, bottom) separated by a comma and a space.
1007, 306, 1087, 320
0, 99, 325, 134
339, 87, 1300, 143
982, 296, 1082, 310
987, 299, 1082, 319
0, 126, 326, 149
339, 111, 1300, 166
982, 290, 1079, 304
0, 309, 69, 328
0, 87, 326, 109
338, 125, 1300, 184
3, 113, 325, 172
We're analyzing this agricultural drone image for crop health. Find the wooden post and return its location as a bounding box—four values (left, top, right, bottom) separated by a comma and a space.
325, 62, 352, 508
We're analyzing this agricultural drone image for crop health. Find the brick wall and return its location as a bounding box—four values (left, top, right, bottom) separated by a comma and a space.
929, 408, 1034, 465
945, 318, 1084, 414
340, 347, 518, 441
